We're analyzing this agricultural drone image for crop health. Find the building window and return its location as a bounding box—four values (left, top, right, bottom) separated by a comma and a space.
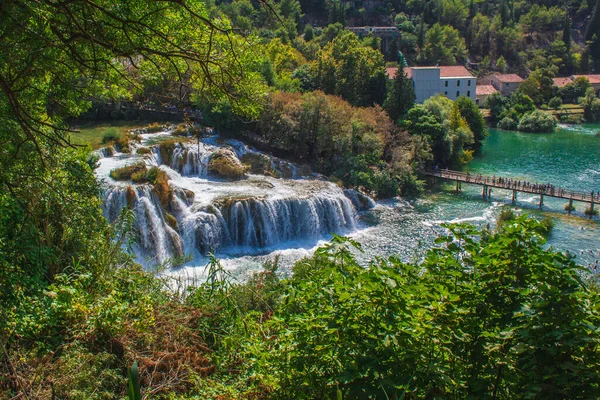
457, 80, 460, 87
467, 90, 471, 97
445, 81, 448, 87
507, 83, 510, 87
445, 91, 448, 95
468, 80, 471, 86
456, 91, 460, 97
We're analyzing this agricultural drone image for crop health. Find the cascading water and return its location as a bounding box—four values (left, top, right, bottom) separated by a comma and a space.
97, 128, 370, 266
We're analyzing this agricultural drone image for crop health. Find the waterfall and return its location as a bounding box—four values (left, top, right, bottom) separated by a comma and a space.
98, 132, 373, 266
170, 142, 214, 176
103, 185, 183, 264
344, 189, 376, 211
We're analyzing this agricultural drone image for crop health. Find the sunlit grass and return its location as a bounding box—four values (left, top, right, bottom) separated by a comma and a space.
69, 121, 150, 149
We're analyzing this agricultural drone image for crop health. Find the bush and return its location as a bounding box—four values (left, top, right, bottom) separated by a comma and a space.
496, 207, 516, 232
101, 128, 120, 144
253, 217, 600, 398
173, 124, 188, 136
145, 122, 165, 133
109, 163, 147, 181
498, 116, 518, 131
559, 113, 583, 124
136, 147, 152, 155
517, 110, 557, 133
548, 96, 562, 109
585, 206, 599, 216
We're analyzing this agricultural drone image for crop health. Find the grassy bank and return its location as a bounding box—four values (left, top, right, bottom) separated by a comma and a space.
70, 121, 154, 149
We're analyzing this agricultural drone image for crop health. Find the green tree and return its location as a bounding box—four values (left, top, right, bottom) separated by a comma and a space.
496, 55, 508, 72
383, 64, 416, 123
579, 87, 600, 122
420, 24, 468, 65
559, 77, 592, 103
312, 31, 386, 106
518, 68, 556, 105
304, 24, 314, 41
456, 96, 488, 147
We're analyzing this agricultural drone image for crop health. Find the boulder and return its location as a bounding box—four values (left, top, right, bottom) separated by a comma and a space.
208, 149, 248, 179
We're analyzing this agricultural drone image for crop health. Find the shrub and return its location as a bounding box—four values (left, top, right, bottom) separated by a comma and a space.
517, 110, 557, 133
496, 207, 516, 231
145, 122, 165, 133
136, 147, 152, 155
559, 113, 583, 124
173, 124, 188, 136
109, 163, 147, 181
548, 96, 562, 109
585, 206, 599, 216
498, 116, 518, 131
101, 128, 120, 144
255, 217, 600, 398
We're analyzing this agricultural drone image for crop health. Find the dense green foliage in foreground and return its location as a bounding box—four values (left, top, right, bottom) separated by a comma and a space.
3, 181, 600, 399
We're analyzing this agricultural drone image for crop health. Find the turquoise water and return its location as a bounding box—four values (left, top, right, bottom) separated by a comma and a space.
175, 124, 600, 279
352, 124, 600, 269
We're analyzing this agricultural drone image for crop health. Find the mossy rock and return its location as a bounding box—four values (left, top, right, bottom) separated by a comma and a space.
208, 149, 248, 180
240, 152, 271, 174
158, 139, 179, 165
164, 212, 178, 231
137, 146, 152, 155
109, 163, 147, 181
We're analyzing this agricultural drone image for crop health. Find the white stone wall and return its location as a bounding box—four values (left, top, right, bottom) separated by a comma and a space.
411, 68, 477, 103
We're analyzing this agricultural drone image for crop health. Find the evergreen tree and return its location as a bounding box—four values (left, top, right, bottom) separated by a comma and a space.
496, 55, 507, 72
586, 0, 600, 42
304, 24, 314, 41
563, 13, 571, 54
384, 64, 416, 123
417, 17, 426, 49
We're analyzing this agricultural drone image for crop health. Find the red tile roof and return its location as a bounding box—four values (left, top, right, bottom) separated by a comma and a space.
492, 74, 524, 83
553, 77, 573, 88
385, 67, 412, 79
437, 65, 474, 78
385, 66, 474, 79
572, 75, 600, 84
476, 85, 498, 96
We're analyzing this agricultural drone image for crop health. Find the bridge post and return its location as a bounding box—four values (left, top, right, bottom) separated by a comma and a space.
482, 185, 487, 199
568, 198, 573, 214
512, 189, 517, 204
456, 180, 460, 192
539, 193, 544, 209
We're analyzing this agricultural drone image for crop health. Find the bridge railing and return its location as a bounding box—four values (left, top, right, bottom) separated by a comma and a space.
425, 169, 597, 202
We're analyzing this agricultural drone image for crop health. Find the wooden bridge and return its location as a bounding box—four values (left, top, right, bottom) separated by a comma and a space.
425, 169, 598, 215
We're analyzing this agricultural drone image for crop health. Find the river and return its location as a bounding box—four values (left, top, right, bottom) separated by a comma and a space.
171, 123, 600, 281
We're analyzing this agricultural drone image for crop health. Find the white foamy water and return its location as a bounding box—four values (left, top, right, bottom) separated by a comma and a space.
97, 130, 370, 274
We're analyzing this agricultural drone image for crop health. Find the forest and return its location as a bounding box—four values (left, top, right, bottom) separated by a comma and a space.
1, 0, 600, 398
